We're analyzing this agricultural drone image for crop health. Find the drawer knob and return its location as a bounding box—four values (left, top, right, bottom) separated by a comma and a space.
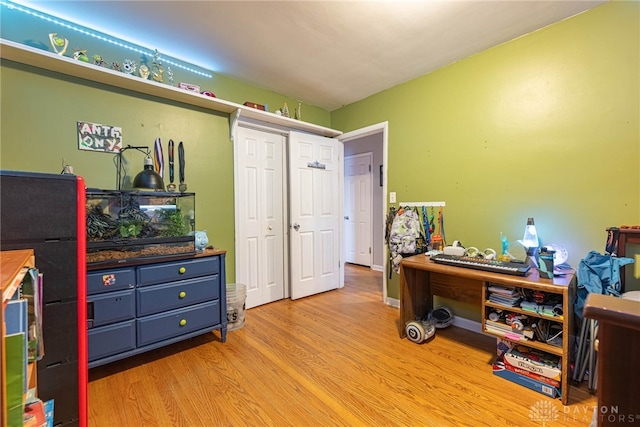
179, 319, 187, 326
179, 267, 186, 274
179, 291, 186, 299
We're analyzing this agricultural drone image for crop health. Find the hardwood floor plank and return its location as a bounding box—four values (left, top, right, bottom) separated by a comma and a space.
89, 263, 597, 427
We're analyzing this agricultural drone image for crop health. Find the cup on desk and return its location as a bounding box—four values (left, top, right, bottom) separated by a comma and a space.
538, 248, 555, 279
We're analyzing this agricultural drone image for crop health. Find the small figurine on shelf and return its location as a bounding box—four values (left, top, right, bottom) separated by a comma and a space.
93, 54, 107, 67
295, 102, 302, 120
166, 66, 174, 86
151, 49, 164, 82
139, 64, 150, 80
73, 49, 89, 62
282, 102, 290, 118
111, 61, 121, 72
122, 59, 137, 75
48, 33, 68, 56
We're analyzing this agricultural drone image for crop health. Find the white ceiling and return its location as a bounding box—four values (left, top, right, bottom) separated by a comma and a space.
20, 0, 607, 111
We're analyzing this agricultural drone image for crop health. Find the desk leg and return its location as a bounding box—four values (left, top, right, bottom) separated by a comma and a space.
399, 264, 432, 338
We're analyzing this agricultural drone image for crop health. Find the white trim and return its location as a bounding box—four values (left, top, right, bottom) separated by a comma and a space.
339, 121, 389, 304
386, 297, 400, 308
371, 264, 384, 272
453, 317, 482, 334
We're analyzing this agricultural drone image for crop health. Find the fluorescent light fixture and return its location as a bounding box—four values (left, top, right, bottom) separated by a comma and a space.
1, 0, 212, 78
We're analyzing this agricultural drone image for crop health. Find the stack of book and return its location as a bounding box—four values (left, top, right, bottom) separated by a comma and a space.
520, 301, 557, 316
493, 341, 562, 398
484, 318, 533, 341
487, 285, 521, 306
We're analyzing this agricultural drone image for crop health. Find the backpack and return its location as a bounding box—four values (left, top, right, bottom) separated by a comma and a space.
388, 208, 425, 274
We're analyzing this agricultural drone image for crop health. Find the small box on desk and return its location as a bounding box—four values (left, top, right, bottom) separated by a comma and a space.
243, 101, 265, 111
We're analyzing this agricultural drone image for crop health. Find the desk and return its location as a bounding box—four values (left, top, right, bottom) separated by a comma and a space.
583, 293, 640, 426
399, 254, 575, 405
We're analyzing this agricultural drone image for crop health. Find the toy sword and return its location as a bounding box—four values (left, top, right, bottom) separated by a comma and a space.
167, 139, 176, 192
178, 141, 187, 192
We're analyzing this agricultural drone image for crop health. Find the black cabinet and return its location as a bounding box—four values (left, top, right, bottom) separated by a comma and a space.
0, 170, 87, 427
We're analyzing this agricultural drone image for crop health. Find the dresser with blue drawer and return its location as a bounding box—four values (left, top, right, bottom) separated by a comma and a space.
87, 250, 226, 368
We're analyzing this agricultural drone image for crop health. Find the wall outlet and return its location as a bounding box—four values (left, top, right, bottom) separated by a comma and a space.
390, 192, 396, 203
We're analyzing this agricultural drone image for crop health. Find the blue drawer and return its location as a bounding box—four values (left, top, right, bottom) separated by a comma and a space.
87, 267, 135, 295
88, 288, 135, 328
137, 256, 219, 286
136, 275, 219, 316
88, 320, 136, 362
137, 300, 220, 347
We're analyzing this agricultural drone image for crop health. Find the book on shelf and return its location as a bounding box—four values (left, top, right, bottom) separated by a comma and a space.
488, 294, 522, 307
487, 285, 518, 296
43, 399, 54, 426
24, 399, 48, 427
6, 332, 26, 427
520, 301, 557, 317
502, 358, 561, 387
504, 345, 561, 381
493, 356, 561, 398
485, 319, 534, 339
21, 267, 44, 361
5, 297, 28, 391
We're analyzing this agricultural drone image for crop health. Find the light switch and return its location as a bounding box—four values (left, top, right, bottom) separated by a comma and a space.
390, 192, 396, 203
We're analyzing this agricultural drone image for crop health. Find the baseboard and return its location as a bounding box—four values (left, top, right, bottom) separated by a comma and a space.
386, 297, 399, 308
452, 316, 482, 334
371, 264, 384, 272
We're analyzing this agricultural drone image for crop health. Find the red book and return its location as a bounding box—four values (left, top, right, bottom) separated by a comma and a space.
24, 400, 47, 427
503, 356, 561, 387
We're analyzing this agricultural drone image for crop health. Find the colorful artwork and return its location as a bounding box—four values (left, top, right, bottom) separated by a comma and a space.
77, 121, 123, 152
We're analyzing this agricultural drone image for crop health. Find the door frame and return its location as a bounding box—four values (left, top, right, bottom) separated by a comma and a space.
232, 113, 390, 305
338, 122, 389, 305
344, 152, 373, 267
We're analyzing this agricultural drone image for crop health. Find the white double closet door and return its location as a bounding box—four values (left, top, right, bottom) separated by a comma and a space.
235, 126, 342, 309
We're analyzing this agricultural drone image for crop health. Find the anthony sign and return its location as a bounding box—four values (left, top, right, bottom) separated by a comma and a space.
78, 121, 123, 152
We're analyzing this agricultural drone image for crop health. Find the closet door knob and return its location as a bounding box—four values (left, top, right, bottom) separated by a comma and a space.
293, 223, 300, 231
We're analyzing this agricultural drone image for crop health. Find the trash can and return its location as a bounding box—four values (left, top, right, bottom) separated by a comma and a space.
226, 283, 246, 331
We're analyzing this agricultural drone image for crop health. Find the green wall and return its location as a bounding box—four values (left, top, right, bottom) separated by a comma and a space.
331, 1, 640, 317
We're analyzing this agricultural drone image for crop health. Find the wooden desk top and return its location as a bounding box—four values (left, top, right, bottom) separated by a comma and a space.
401, 254, 574, 290
1, 249, 35, 303
583, 293, 640, 332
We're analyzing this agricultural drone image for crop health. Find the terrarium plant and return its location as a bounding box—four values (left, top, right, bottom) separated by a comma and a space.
119, 222, 143, 238
115, 193, 155, 239
158, 208, 187, 237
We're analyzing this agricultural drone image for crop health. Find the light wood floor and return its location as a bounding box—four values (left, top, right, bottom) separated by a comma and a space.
88, 264, 597, 427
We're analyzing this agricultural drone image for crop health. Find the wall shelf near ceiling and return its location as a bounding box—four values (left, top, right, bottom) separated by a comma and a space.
0, 39, 342, 138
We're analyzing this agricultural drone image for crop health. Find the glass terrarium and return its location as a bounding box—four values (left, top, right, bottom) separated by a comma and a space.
86, 189, 196, 265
